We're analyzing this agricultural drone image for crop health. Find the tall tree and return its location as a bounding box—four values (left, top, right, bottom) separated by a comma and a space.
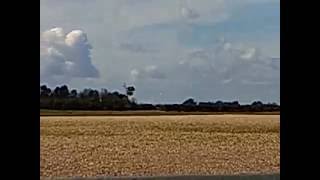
88, 89, 99, 100
60, 85, 70, 98
52, 85, 69, 98
40, 85, 51, 97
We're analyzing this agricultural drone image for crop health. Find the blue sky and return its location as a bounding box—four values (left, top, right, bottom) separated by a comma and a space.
40, 0, 280, 104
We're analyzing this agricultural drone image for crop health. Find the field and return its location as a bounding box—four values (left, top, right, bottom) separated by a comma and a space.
40, 115, 279, 178
40, 110, 280, 116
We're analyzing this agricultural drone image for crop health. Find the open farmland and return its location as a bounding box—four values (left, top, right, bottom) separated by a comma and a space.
40, 115, 279, 178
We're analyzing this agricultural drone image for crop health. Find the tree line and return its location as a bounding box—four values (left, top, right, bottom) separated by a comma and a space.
40, 84, 280, 112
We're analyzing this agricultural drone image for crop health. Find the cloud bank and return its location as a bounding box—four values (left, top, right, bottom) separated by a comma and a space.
131, 65, 166, 81
176, 39, 279, 85
40, 27, 99, 86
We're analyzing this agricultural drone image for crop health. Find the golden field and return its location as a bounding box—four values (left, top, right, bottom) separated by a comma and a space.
40, 115, 279, 178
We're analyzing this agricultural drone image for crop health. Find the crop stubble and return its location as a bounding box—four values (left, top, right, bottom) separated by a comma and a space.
40, 115, 279, 177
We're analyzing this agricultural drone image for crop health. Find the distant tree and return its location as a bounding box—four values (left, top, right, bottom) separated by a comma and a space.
231, 101, 240, 108
52, 85, 69, 98
232, 101, 240, 105
100, 88, 108, 96
40, 85, 51, 97
123, 83, 135, 96
213, 101, 223, 107
112, 91, 120, 97
59, 85, 70, 98
214, 101, 224, 111
251, 101, 263, 111
79, 88, 91, 99
40, 84, 279, 112
70, 89, 78, 98
99, 88, 108, 102
126, 86, 135, 96
251, 101, 263, 107
52, 87, 61, 98
88, 89, 99, 100
182, 98, 197, 106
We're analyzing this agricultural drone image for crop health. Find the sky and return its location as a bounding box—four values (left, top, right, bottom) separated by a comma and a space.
40, 0, 280, 104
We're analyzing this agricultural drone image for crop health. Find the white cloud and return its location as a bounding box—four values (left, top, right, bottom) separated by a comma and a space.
40, 28, 99, 86
131, 65, 166, 81
177, 40, 278, 85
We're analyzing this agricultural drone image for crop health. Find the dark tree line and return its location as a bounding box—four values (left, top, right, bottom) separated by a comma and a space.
154, 98, 279, 112
40, 85, 280, 112
40, 85, 133, 110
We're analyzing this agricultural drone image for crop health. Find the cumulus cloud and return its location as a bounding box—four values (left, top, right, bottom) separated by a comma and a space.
177, 39, 278, 85
40, 27, 99, 85
131, 65, 166, 81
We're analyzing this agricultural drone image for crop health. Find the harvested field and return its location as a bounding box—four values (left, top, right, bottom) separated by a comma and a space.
40, 115, 279, 178
40, 110, 280, 116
